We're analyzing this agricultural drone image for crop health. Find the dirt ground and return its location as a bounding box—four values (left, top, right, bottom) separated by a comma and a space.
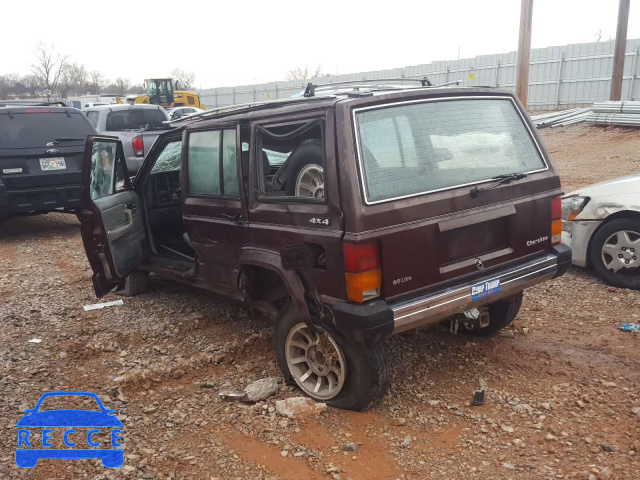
1, 124, 640, 480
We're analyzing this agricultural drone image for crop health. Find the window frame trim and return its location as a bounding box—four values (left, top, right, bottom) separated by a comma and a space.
352, 95, 550, 206
185, 126, 241, 200
253, 117, 327, 205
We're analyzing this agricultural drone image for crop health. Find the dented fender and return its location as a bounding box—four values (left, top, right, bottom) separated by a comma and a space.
239, 247, 312, 326
578, 199, 640, 220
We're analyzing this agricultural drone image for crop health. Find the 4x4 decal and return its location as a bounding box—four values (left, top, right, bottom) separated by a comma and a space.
309, 218, 330, 226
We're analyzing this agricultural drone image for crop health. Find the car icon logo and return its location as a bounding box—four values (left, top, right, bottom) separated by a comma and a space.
15, 391, 124, 468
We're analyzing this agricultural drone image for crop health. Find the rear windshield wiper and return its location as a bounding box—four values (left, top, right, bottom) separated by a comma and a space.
53, 137, 84, 142
470, 173, 528, 198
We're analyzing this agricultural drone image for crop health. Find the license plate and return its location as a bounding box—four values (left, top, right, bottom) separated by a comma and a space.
39, 157, 66, 171
471, 278, 501, 301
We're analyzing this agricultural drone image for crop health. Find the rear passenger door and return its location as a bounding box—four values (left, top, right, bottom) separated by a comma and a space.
182, 125, 248, 295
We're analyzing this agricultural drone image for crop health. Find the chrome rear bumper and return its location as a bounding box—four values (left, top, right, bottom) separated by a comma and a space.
390, 251, 564, 334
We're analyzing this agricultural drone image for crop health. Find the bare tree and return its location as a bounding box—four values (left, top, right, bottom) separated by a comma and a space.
127, 84, 146, 95
286, 65, 323, 81
70, 62, 89, 93
32, 42, 68, 98
0, 75, 15, 100
171, 68, 196, 90
22, 74, 42, 98
594, 29, 602, 42
89, 70, 106, 94
115, 77, 131, 95
57, 64, 75, 98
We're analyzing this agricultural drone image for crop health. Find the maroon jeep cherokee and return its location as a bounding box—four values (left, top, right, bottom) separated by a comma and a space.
79, 85, 571, 411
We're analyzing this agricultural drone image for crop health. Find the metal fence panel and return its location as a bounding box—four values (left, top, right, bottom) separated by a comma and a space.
199, 38, 640, 110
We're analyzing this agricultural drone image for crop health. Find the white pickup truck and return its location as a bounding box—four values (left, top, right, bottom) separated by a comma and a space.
82, 104, 171, 174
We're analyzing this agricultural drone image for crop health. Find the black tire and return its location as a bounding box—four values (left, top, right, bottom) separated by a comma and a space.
285, 140, 324, 197
274, 304, 390, 411
123, 270, 149, 297
459, 293, 523, 337
589, 218, 640, 290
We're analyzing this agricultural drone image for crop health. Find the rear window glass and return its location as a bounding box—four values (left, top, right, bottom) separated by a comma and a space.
0, 111, 94, 149
105, 109, 168, 131
355, 98, 546, 203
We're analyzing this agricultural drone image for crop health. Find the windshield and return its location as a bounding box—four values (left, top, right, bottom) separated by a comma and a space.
355, 98, 546, 204
105, 109, 169, 131
0, 111, 94, 149
151, 140, 182, 173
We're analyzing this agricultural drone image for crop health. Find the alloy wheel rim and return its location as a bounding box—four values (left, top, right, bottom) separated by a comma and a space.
295, 164, 324, 198
285, 323, 346, 400
601, 229, 640, 274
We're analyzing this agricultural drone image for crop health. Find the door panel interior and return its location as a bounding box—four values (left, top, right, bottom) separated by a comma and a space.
93, 190, 147, 278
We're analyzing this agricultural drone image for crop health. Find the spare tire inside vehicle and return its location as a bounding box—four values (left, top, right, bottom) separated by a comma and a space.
285, 140, 324, 198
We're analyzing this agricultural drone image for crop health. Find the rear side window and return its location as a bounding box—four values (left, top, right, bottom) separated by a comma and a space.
355, 98, 546, 203
105, 109, 168, 131
187, 129, 238, 196
0, 111, 94, 149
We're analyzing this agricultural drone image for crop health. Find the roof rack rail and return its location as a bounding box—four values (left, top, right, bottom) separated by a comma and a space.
0, 100, 68, 107
168, 95, 334, 126
303, 76, 433, 97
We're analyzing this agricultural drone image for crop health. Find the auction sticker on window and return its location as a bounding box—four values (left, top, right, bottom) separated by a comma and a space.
471, 278, 501, 301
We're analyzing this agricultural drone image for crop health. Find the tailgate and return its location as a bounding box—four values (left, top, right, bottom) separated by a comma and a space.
1, 147, 83, 190
377, 188, 558, 299
348, 95, 561, 300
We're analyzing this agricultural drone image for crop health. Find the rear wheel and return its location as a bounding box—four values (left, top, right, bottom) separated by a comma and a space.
459, 293, 523, 337
589, 218, 640, 290
274, 304, 390, 411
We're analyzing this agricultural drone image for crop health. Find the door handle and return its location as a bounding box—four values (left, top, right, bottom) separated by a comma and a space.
221, 213, 243, 224
123, 208, 133, 225
107, 209, 133, 240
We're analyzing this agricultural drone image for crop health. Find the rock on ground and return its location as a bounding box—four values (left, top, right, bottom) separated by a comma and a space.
243, 377, 281, 402
275, 397, 327, 419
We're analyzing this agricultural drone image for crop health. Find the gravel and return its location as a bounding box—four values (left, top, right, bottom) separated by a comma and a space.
1, 125, 640, 479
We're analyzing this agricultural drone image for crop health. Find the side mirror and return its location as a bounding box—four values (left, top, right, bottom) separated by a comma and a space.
280, 243, 325, 270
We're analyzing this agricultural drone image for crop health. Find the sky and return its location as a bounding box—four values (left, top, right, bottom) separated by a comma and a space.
1, 0, 638, 89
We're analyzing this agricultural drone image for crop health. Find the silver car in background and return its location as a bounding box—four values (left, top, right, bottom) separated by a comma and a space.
562, 173, 640, 289
166, 106, 205, 120
82, 104, 171, 174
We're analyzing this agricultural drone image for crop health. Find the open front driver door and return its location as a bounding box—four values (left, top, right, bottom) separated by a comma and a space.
79, 136, 149, 297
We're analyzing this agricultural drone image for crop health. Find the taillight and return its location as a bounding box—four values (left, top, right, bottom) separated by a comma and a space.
26, 109, 53, 113
551, 196, 562, 244
132, 136, 144, 157
343, 242, 381, 303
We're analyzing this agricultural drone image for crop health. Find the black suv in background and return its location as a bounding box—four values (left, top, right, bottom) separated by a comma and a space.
0, 104, 96, 219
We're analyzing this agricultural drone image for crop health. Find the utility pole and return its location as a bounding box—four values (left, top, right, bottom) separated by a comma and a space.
610, 0, 630, 101
515, 0, 534, 108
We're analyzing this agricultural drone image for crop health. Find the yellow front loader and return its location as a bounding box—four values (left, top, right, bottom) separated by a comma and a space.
126, 78, 205, 109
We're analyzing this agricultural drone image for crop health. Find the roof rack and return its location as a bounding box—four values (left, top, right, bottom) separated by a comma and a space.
0, 100, 68, 107
303, 77, 434, 97
168, 95, 334, 126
